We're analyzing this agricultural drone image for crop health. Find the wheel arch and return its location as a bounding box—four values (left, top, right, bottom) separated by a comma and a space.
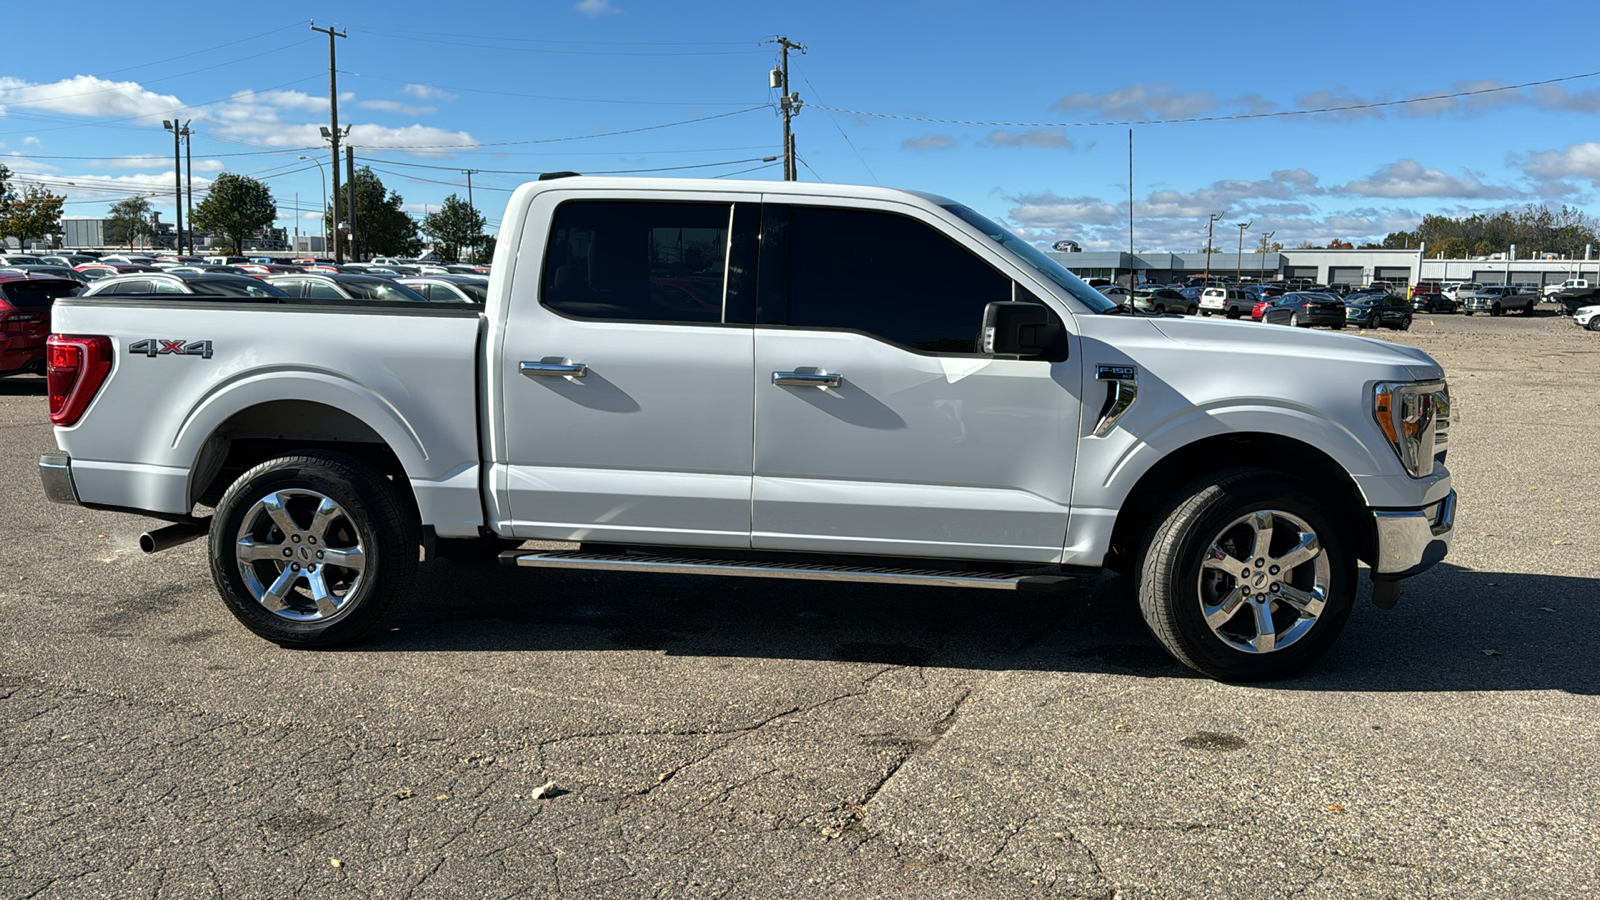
187, 399, 413, 516
1102, 432, 1374, 573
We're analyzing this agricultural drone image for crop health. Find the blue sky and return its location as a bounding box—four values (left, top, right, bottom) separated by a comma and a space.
5, 0, 1600, 252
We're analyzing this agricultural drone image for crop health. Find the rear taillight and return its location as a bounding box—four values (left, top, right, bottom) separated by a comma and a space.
47, 334, 113, 427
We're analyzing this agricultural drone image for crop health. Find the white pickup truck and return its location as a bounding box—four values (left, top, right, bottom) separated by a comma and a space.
38, 176, 1455, 681
1543, 278, 1589, 298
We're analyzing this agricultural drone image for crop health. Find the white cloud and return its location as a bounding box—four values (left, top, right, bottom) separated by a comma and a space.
203, 91, 478, 156
1336, 159, 1522, 199
402, 84, 456, 102
901, 133, 958, 151
1050, 85, 1217, 121
0, 75, 182, 120
357, 99, 436, 116
983, 129, 1073, 149
575, 0, 621, 15
1005, 191, 1122, 230
1517, 142, 1600, 182
22, 136, 40, 147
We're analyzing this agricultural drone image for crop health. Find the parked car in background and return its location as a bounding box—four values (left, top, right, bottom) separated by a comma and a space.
0, 264, 93, 285
1543, 278, 1589, 298
1131, 286, 1196, 315
1572, 304, 1600, 330
1409, 281, 1443, 300
1346, 293, 1414, 330
265, 273, 431, 303
1368, 281, 1398, 296
1461, 284, 1536, 316
1198, 286, 1256, 318
39, 255, 97, 267
1250, 299, 1272, 321
0, 254, 46, 266
397, 275, 489, 304
0, 273, 82, 376
1262, 292, 1348, 328
235, 263, 307, 277
81, 272, 288, 299
1410, 289, 1456, 313
74, 263, 161, 281
1442, 282, 1479, 302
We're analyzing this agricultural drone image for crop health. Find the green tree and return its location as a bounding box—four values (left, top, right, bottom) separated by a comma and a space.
1432, 236, 1469, 259
190, 173, 276, 254
420, 194, 485, 263
106, 196, 154, 248
330, 166, 421, 259
0, 164, 15, 215
0, 183, 65, 245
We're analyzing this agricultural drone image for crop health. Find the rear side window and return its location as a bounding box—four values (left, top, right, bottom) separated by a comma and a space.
542, 200, 730, 324
0, 280, 81, 307
784, 206, 1010, 354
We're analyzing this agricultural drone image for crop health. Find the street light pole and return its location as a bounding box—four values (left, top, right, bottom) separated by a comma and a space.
1204, 212, 1223, 285
162, 119, 187, 253
298, 155, 327, 256
1260, 230, 1275, 283
1235, 221, 1252, 285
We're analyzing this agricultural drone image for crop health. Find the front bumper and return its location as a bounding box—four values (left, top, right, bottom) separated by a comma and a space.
1372, 489, 1455, 577
39, 453, 80, 505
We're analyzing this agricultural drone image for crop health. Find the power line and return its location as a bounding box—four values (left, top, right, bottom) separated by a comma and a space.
92, 21, 306, 78
342, 70, 763, 107
352, 27, 757, 47
796, 65, 878, 186
0, 74, 325, 137
356, 154, 779, 175
355, 105, 768, 150
714, 162, 781, 179
358, 27, 765, 56
806, 68, 1600, 128
0, 37, 317, 109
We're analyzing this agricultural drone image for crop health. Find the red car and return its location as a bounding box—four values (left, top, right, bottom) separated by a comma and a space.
1, 273, 83, 376
1251, 300, 1272, 321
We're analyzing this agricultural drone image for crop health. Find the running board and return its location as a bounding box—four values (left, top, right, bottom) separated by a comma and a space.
499, 550, 1077, 593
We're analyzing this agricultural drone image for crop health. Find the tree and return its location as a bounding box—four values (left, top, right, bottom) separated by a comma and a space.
420, 194, 485, 263
106, 197, 155, 248
1326, 239, 1353, 250
0, 184, 66, 245
1432, 236, 1469, 259
190, 173, 276, 254
0, 164, 14, 216
331, 166, 421, 259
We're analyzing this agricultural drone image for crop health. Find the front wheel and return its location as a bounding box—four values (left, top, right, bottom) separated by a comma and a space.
1136, 469, 1355, 681
1289, 312, 1301, 327
1587, 317, 1600, 332
1491, 304, 1503, 317
210, 451, 420, 647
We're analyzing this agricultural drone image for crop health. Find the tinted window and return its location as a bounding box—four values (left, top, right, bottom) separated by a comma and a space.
339, 279, 427, 302
0, 280, 81, 307
307, 282, 344, 300
458, 282, 488, 303
195, 279, 288, 298
543, 200, 729, 324
786, 206, 1010, 354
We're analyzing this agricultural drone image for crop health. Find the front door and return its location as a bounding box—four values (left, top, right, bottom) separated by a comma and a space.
498, 196, 759, 549
751, 201, 1082, 564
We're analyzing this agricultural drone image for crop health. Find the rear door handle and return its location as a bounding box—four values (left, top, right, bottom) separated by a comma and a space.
772, 371, 841, 388
521, 361, 587, 378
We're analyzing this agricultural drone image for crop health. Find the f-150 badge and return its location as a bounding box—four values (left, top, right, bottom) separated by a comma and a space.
128, 339, 213, 359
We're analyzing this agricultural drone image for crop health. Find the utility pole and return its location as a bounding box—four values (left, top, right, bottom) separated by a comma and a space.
162, 119, 187, 254
1204, 212, 1223, 285
767, 36, 805, 181
345, 145, 358, 262
461, 169, 480, 261
1235, 221, 1252, 285
181, 123, 193, 254
312, 21, 347, 263
1260, 230, 1275, 283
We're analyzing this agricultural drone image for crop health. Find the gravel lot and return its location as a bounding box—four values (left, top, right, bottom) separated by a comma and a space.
2, 308, 1596, 899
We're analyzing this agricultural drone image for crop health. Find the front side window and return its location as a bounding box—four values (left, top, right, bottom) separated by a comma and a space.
543, 200, 729, 324
785, 206, 1011, 354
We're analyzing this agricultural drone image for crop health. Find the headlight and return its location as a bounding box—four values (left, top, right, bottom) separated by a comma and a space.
1373, 381, 1450, 478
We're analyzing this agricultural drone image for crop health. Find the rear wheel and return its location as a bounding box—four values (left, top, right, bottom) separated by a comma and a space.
1289, 312, 1301, 327
1587, 317, 1600, 332
1226, 307, 1241, 320
1136, 469, 1355, 681
210, 451, 419, 647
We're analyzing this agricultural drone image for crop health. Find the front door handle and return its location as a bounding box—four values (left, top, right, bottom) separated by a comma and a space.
521, 361, 587, 378
772, 371, 841, 388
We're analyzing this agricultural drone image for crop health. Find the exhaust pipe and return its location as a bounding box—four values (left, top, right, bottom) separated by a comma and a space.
140, 517, 212, 554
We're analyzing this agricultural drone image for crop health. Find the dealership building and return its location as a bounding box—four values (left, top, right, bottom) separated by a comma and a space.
1051, 247, 1600, 290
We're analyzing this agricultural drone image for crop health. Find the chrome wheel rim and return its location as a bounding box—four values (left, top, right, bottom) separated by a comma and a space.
235, 489, 367, 622
1196, 509, 1330, 654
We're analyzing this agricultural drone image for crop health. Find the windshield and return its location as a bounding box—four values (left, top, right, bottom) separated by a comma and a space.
457, 282, 489, 303
941, 204, 1118, 313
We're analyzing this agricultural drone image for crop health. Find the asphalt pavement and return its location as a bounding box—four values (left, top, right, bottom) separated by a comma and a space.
2, 308, 1596, 899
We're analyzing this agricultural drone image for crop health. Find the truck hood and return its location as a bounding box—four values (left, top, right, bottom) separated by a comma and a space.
1140, 314, 1444, 381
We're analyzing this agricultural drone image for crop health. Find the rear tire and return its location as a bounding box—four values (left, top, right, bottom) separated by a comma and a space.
1136, 469, 1355, 681
1289, 312, 1300, 327
209, 451, 419, 648
1587, 317, 1600, 332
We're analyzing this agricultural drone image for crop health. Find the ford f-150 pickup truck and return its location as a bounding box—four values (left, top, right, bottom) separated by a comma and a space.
38, 176, 1455, 681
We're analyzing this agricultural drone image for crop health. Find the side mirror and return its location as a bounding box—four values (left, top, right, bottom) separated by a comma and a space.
981, 301, 1061, 357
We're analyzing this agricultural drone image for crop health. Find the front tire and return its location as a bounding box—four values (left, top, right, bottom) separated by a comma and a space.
210, 452, 420, 647
1587, 317, 1600, 332
1491, 304, 1503, 317
1289, 312, 1301, 327
1136, 469, 1355, 681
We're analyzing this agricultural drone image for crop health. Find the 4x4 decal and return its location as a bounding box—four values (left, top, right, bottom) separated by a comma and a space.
128, 339, 214, 359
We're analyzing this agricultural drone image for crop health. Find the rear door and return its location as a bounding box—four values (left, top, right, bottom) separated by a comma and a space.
496, 193, 761, 549
748, 200, 1080, 563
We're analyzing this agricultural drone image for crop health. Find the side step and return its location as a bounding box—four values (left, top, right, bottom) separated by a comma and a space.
499, 550, 1077, 593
